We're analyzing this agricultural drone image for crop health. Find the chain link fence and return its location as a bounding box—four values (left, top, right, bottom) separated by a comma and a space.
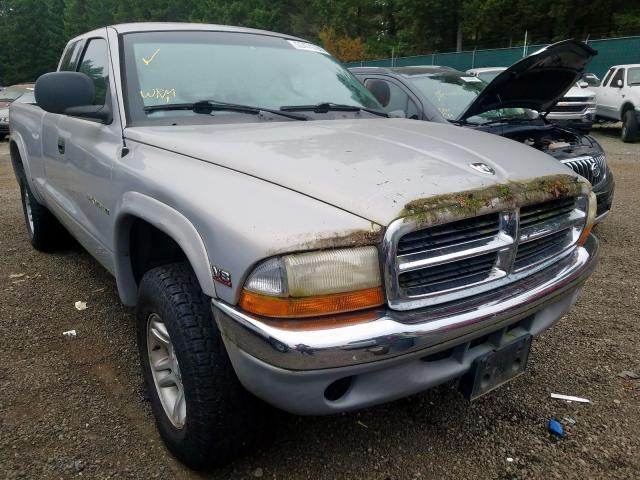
346, 36, 640, 79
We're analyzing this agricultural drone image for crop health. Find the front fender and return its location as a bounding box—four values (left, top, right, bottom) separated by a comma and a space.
113, 191, 216, 306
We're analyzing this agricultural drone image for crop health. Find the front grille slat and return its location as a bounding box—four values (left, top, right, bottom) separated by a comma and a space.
514, 198, 580, 270
398, 213, 500, 255
400, 252, 497, 295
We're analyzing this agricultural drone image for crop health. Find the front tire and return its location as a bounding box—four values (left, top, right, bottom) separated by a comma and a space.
621, 109, 638, 143
136, 263, 261, 469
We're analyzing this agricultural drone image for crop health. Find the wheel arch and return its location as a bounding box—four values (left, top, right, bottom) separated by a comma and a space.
114, 192, 217, 306
621, 101, 636, 116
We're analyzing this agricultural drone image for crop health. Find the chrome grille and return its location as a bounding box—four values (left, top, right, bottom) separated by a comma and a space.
397, 214, 500, 255
562, 155, 606, 186
384, 195, 587, 311
552, 104, 586, 113
519, 197, 576, 229
514, 229, 572, 270
399, 251, 498, 295
558, 96, 591, 103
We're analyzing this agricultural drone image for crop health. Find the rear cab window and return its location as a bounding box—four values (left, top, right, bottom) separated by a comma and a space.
627, 68, 640, 86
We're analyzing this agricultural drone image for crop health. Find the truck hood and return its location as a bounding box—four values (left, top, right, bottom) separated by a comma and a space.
460, 40, 597, 120
125, 118, 576, 226
563, 85, 596, 98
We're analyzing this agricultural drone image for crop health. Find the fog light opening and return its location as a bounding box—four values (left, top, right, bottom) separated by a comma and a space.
324, 376, 353, 402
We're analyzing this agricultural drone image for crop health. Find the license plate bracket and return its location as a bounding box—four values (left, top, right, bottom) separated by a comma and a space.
460, 334, 532, 400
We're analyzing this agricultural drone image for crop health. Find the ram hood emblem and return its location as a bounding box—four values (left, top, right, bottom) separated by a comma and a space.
469, 163, 496, 175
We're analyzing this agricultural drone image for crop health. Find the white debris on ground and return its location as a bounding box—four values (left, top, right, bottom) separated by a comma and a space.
74, 301, 87, 311
550, 393, 590, 403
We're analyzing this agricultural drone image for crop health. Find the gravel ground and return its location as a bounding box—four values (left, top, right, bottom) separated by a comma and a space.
0, 129, 639, 480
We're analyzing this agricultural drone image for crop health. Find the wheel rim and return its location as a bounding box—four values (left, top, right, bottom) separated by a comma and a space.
23, 188, 34, 236
146, 313, 186, 428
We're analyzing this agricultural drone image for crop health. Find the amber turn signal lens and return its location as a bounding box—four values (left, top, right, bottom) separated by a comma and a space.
577, 223, 593, 246
239, 287, 384, 318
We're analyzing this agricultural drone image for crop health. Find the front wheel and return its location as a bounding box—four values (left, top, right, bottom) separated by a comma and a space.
136, 263, 262, 469
621, 109, 638, 143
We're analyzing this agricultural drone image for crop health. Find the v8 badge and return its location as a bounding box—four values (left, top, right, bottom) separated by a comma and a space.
212, 265, 232, 287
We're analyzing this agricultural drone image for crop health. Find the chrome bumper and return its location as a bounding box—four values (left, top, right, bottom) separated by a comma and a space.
547, 106, 596, 122
213, 235, 599, 372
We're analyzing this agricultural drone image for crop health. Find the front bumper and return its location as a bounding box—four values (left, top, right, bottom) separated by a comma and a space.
213, 234, 598, 415
547, 107, 595, 130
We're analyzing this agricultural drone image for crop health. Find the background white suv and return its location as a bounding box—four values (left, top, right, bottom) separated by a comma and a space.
594, 64, 640, 142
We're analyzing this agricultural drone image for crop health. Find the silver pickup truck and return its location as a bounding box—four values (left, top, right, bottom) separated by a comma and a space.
10, 23, 599, 469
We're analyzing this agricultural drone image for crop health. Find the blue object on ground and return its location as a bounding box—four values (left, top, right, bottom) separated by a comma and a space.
548, 419, 565, 437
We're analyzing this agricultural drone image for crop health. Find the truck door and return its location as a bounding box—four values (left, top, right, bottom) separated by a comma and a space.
598, 68, 625, 120
44, 36, 122, 270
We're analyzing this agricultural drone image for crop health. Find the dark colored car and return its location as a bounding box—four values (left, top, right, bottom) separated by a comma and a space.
350, 40, 614, 222
0, 84, 35, 140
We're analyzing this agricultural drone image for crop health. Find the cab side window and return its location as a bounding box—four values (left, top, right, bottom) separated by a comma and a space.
601, 68, 614, 87
59, 41, 83, 72
77, 38, 110, 106
609, 68, 625, 88
364, 78, 419, 119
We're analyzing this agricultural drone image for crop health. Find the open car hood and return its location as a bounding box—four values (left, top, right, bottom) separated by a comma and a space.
459, 40, 596, 121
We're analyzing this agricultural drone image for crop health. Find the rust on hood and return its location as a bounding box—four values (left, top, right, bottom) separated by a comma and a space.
398, 174, 590, 228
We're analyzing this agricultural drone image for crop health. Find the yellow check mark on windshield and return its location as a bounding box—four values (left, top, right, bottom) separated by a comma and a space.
142, 48, 160, 65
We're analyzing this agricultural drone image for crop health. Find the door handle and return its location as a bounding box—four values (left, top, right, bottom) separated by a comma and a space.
57, 137, 65, 155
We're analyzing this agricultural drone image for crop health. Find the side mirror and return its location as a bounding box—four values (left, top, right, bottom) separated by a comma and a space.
35, 72, 112, 123
617, 79, 623, 88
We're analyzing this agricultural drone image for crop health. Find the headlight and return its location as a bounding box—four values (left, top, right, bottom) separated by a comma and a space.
240, 246, 384, 317
578, 191, 597, 246
0, 117, 8, 123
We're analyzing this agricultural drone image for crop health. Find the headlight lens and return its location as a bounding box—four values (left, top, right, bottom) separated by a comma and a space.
241, 246, 384, 317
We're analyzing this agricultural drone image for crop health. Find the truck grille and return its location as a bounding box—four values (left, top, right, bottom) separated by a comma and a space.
519, 197, 576, 229
399, 251, 498, 295
514, 229, 572, 270
562, 155, 606, 186
558, 96, 592, 103
397, 214, 500, 255
384, 195, 587, 310
552, 105, 585, 113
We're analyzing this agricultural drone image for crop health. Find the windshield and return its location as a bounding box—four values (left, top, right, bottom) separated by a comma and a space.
407, 72, 530, 123
581, 74, 600, 87
628, 68, 640, 86
122, 31, 380, 123
0, 86, 32, 102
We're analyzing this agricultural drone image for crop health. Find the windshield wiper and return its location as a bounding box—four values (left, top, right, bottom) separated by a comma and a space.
144, 100, 307, 120
280, 102, 388, 117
